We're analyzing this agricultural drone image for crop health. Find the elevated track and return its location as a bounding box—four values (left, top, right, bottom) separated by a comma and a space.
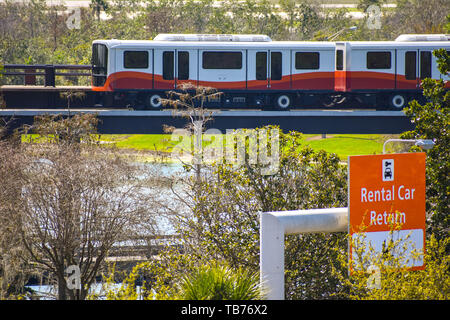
0, 109, 414, 134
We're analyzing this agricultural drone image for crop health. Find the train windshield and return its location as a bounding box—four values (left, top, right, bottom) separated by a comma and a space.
92, 43, 108, 86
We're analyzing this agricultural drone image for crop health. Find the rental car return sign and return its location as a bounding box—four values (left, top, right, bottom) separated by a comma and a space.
348, 152, 426, 271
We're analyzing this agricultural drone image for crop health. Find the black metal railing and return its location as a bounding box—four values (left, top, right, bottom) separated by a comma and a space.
1, 64, 92, 86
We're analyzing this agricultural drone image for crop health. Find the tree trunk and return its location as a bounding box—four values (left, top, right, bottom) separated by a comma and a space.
57, 273, 67, 300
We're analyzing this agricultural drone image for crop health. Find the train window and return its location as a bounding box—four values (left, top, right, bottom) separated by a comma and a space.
202, 52, 242, 69
92, 43, 108, 86
178, 51, 189, 80
271, 52, 282, 81
336, 50, 343, 70
405, 51, 416, 80
163, 51, 174, 80
367, 52, 391, 69
124, 51, 148, 69
420, 51, 431, 79
256, 52, 267, 80
295, 52, 319, 69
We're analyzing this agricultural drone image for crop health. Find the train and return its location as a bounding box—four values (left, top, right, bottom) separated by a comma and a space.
91, 33, 450, 110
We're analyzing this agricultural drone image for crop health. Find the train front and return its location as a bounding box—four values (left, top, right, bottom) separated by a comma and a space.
91, 41, 110, 91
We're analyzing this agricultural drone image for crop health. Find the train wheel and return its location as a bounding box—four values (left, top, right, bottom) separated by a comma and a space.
275, 94, 291, 110
147, 94, 162, 109
391, 94, 406, 109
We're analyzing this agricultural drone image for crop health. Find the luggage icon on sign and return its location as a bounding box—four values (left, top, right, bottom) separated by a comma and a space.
382, 159, 394, 181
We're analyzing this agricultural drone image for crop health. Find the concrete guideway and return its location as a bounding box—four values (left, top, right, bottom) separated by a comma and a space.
0, 109, 414, 134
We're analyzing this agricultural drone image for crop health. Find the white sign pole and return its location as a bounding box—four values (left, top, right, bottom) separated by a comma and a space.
260, 208, 348, 300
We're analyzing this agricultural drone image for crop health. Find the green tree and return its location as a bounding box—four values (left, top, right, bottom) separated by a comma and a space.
174, 127, 348, 299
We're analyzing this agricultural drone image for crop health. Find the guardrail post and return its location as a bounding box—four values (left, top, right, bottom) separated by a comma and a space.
44, 65, 55, 87
25, 68, 36, 85
260, 208, 348, 300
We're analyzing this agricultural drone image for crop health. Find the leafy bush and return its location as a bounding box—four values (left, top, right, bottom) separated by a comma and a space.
179, 263, 261, 300
332, 234, 449, 300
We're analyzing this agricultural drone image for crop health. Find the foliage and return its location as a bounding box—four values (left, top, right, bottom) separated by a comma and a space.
387, 0, 450, 34
104, 125, 349, 300
434, 48, 450, 76
178, 263, 261, 300
400, 49, 450, 239
103, 247, 195, 300
25, 113, 100, 146
446, 14, 450, 33
332, 233, 449, 300
102, 263, 150, 300
6, 0, 450, 72
102, 252, 261, 300
173, 126, 348, 299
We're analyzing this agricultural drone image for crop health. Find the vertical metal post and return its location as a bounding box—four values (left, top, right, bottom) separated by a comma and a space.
44, 65, 55, 87
25, 68, 36, 85
260, 212, 285, 300
260, 208, 348, 300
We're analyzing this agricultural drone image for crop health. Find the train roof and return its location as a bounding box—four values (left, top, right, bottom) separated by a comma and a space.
93, 32, 450, 51
93, 39, 450, 51
92, 39, 336, 50
336, 41, 450, 49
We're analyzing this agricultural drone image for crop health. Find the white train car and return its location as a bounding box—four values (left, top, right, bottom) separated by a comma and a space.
92, 34, 450, 110
335, 34, 450, 109
92, 34, 336, 109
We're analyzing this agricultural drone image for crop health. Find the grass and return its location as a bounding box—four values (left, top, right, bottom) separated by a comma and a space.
102, 134, 175, 152
96, 133, 392, 161
301, 134, 387, 159
21, 133, 393, 161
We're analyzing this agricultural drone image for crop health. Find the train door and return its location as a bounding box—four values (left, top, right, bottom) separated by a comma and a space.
419, 49, 433, 82
248, 50, 269, 90
115, 48, 153, 89
154, 49, 175, 89
334, 42, 351, 92
397, 49, 419, 89
420, 48, 443, 83
414, 49, 445, 83
175, 49, 197, 88
247, 50, 289, 90
269, 50, 289, 90
399, 48, 447, 89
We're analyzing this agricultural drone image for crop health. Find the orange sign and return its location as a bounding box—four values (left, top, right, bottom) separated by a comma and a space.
348, 153, 426, 271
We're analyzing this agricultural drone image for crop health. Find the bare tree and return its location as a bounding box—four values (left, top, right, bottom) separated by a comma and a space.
17, 114, 157, 300
385, 0, 450, 35
161, 82, 221, 182
0, 129, 31, 299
